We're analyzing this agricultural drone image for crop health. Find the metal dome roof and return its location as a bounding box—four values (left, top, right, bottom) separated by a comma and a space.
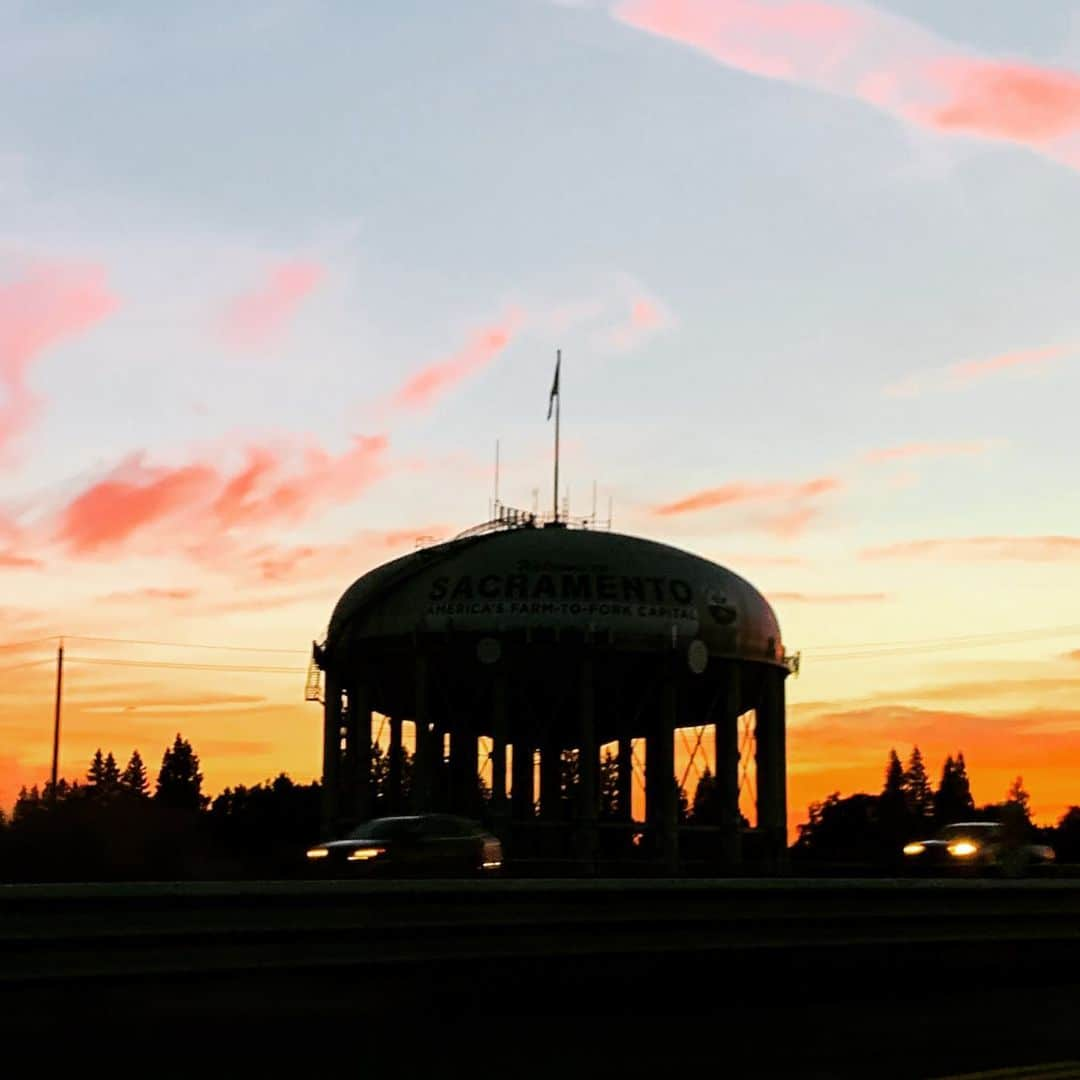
326, 524, 785, 668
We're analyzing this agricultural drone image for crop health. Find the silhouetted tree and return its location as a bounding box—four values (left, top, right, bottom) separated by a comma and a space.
691, 766, 721, 825
677, 780, 689, 825
879, 749, 910, 848
598, 749, 619, 821
155, 734, 206, 812
120, 750, 149, 797
1055, 807, 1080, 862
934, 753, 974, 825
903, 746, 933, 822
1006, 776, 1031, 820
883, 750, 904, 801
87, 749, 107, 790
795, 792, 882, 862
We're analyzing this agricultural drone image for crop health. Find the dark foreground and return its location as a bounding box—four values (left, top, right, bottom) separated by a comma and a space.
4, 878, 1080, 1076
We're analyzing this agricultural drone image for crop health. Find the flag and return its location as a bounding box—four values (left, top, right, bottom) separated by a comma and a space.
547, 351, 560, 420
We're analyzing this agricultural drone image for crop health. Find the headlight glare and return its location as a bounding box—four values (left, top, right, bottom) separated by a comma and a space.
903, 843, 925, 856
948, 841, 979, 857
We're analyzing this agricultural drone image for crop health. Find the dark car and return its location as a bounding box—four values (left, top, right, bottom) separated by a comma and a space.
902, 821, 1055, 876
306, 814, 503, 877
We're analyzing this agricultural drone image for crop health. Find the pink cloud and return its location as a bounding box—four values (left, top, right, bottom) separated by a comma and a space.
219, 262, 324, 349
612, 0, 1080, 171
863, 440, 992, 463
246, 524, 447, 583
756, 504, 820, 538
0, 550, 43, 569
884, 344, 1073, 398
948, 344, 1072, 387
654, 475, 841, 516
0, 262, 117, 453
928, 60, 1080, 144
391, 310, 523, 412
862, 536, 1080, 562
599, 294, 672, 352
104, 587, 198, 604
59, 458, 218, 553
55, 435, 390, 556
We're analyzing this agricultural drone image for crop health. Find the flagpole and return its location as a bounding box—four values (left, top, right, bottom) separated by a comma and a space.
553, 349, 560, 523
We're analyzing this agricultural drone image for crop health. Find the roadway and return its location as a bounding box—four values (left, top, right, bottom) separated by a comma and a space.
4, 878, 1080, 1074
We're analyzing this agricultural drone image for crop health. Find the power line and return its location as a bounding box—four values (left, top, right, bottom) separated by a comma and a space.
64, 635, 309, 655
0, 636, 60, 652
802, 623, 1080, 659
66, 657, 307, 674
0, 658, 55, 675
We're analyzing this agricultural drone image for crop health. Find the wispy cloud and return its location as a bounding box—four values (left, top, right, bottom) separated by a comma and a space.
596, 293, 673, 353
862, 440, 994, 463
55, 435, 390, 556
218, 261, 324, 350
390, 310, 523, 412
612, 0, 1080, 172
104, 587, 198, 604
862, 536, 1080, 562
654, 475, 840, 516
885, 344, 1074, 398
0, 262, 117, 454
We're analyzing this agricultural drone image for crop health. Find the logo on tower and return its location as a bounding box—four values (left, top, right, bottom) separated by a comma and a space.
705, 588, 737, 626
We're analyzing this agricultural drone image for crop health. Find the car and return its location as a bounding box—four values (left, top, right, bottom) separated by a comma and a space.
901, 820, 1055, 877
305, 814, 503, 877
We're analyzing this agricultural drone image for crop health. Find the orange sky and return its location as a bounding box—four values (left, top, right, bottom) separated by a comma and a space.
3, 600, 1078, 842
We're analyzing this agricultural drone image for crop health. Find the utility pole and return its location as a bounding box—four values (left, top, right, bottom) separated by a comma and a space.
50, 639, 64, 802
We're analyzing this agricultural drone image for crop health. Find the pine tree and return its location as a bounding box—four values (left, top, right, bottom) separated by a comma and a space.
935, 752, 975, 824
102, 752, 121, 798
902, 746, 933, 821
120, 750, 149, 797
155, 734, 206, 812
878, 748, 911, 848
87, 749, 107, 790
691, 766, 720, 825
882, 749, 904, 801
1006, 776, 1031, 819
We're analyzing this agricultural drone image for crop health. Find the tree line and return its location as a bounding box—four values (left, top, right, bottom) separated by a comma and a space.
793, 745, 1080, 867
5, 735, 1080, 879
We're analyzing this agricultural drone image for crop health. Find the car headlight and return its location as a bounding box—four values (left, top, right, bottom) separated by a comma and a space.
306, 847, 329, 859
903, 843, 925, 856
346, 846, 386, 861
948, 841, 979, 857
481, 839, 502, 870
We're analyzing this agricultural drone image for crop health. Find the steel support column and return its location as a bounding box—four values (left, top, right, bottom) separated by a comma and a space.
388, 714, 403, 813
617, 732, 634, 823
412, 656, 432, 812
450, 726, 478, 817
511, 736, 534, 820
491, 673, 509, 837
345, 681, 373, 824
755, 667, 788, 872
321, 671, 342, 832
657, 673, 678, 873
577, 656, 598, 867
540, 729, 561, 822
718, 664, 743, 868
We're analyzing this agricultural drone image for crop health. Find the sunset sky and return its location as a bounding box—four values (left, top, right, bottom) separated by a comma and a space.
3, 0, 1079, 832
